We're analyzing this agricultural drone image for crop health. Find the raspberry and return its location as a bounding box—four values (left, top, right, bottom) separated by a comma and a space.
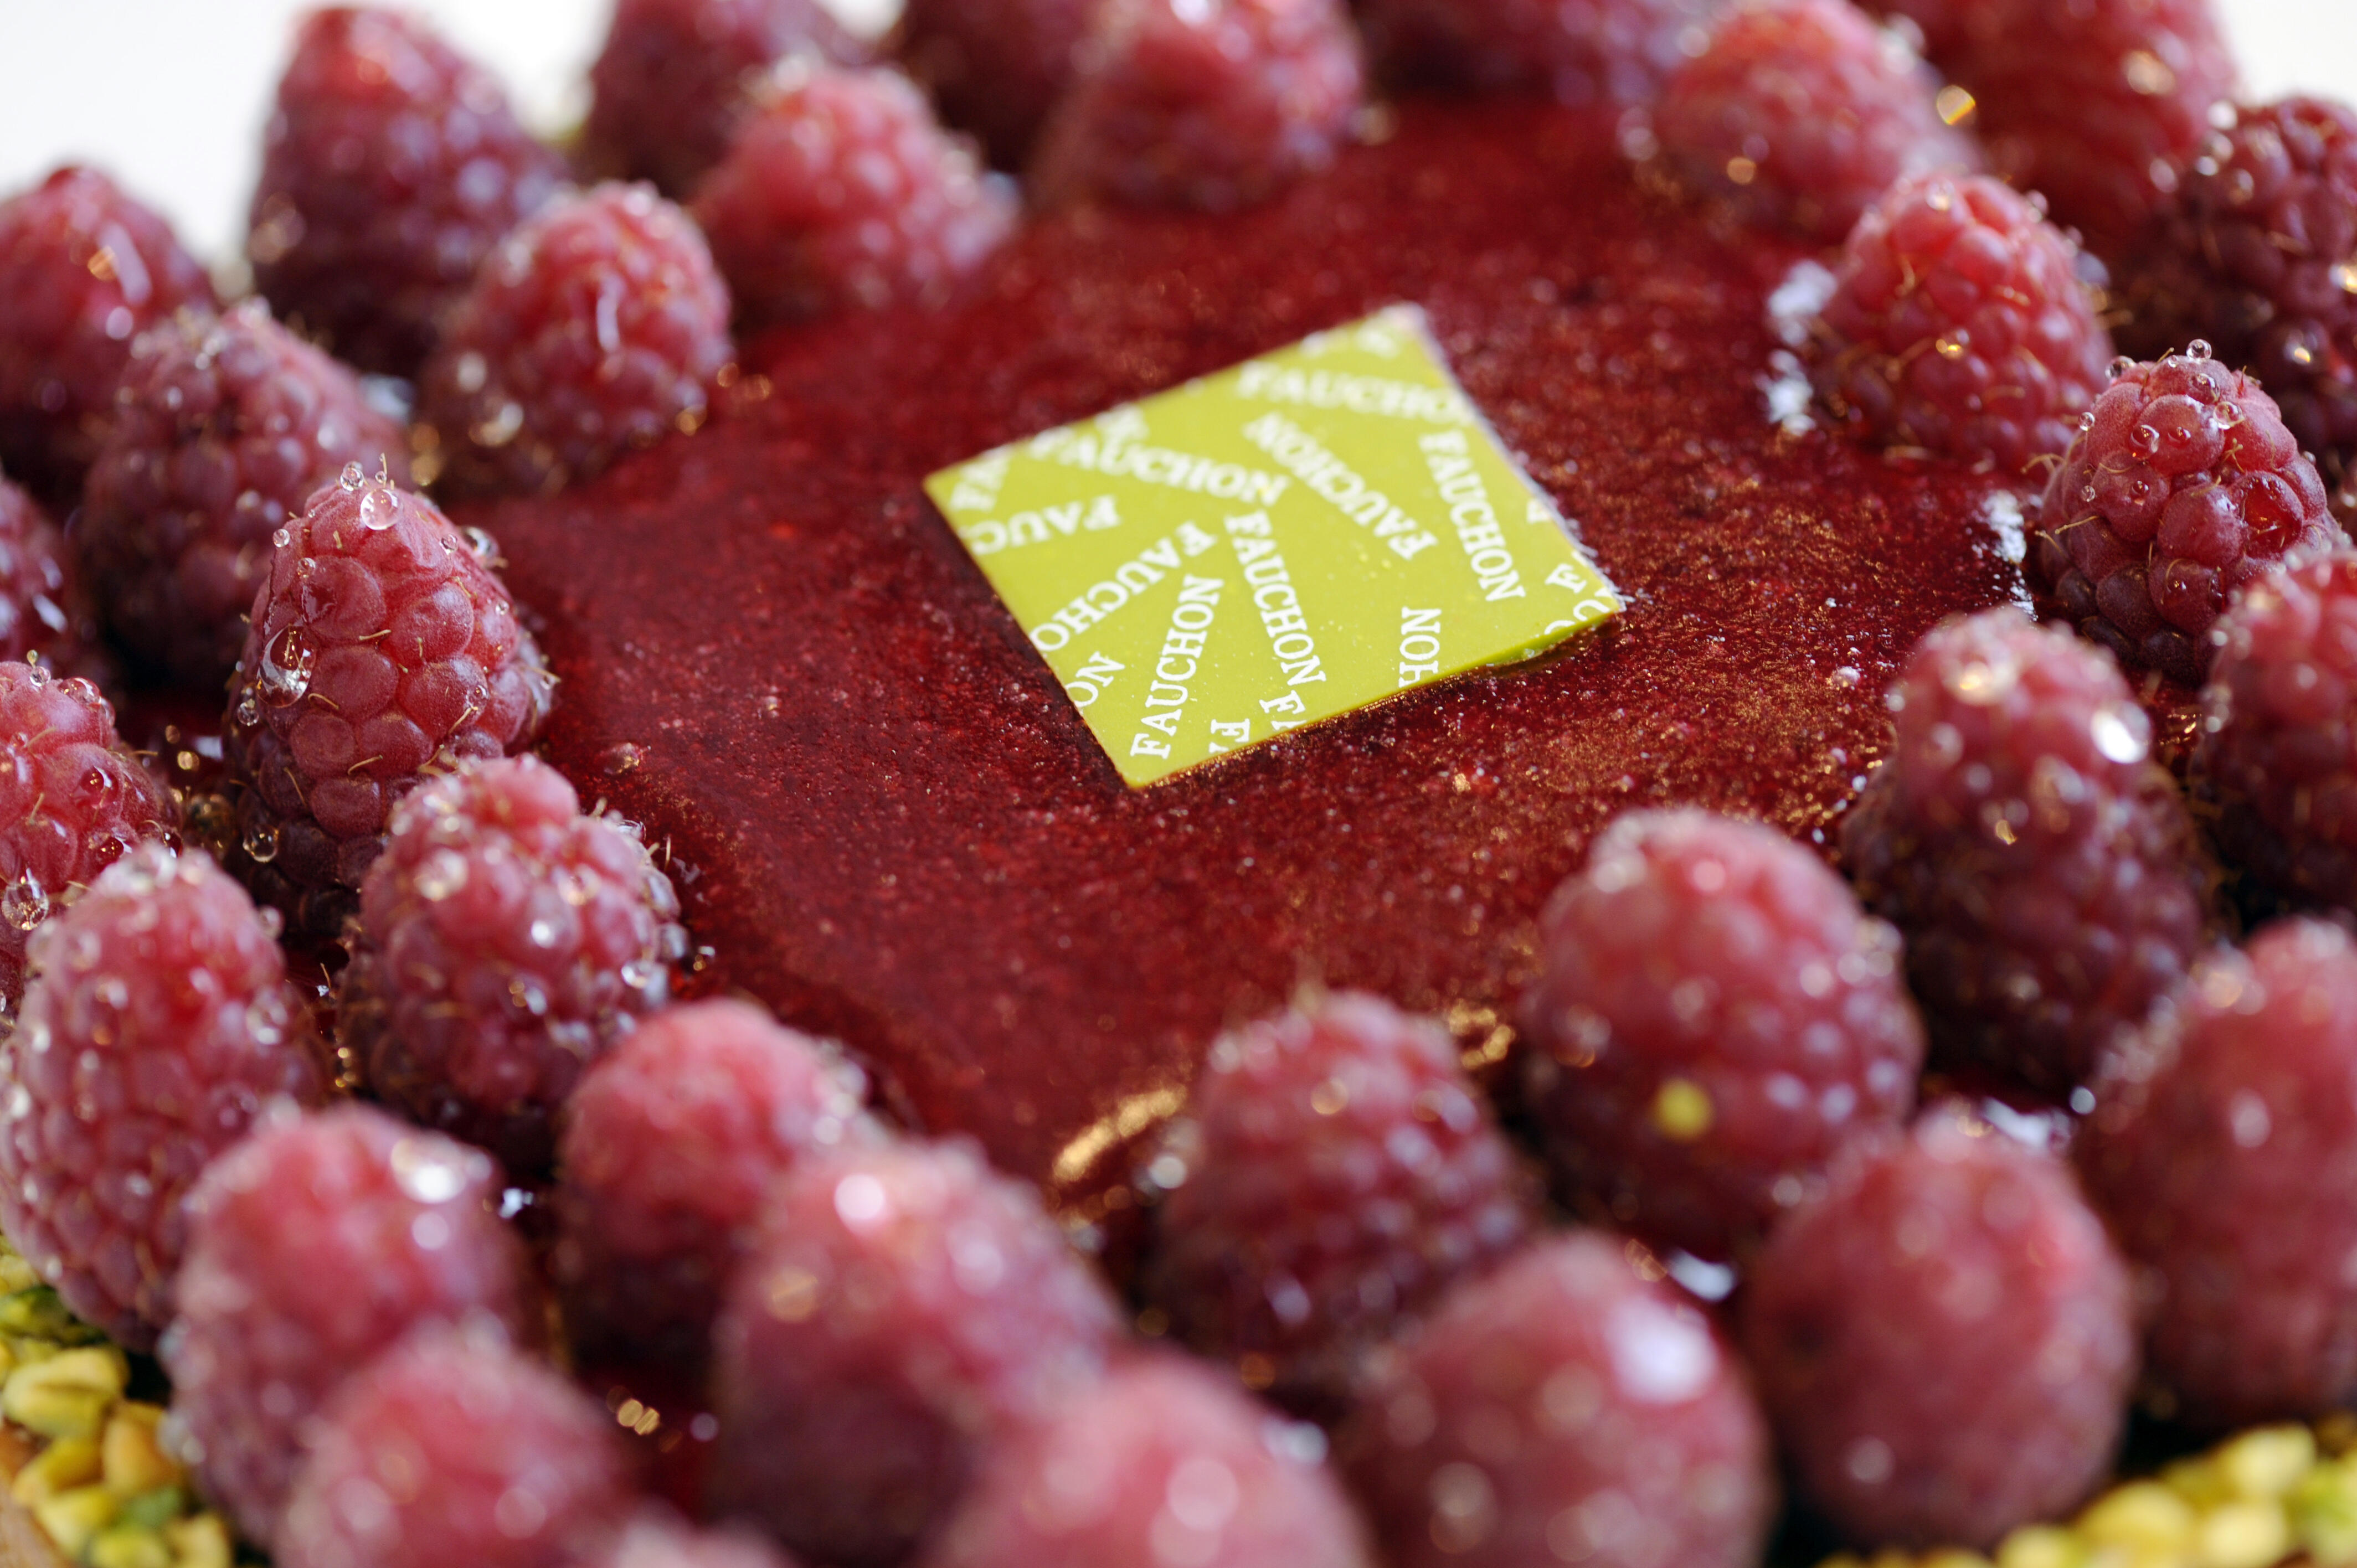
929, 1353, 1372, 1568
247, 7, 564, 376
585, 0, 868, 196
1812, 173, 2115, 475
707, 1138, 1124, 1567
552, 998, 876, 1373
2028, 344, 2343, 685
2077, 918, 2357, 1427
419, 183, 734, 498
161, 1104, 534, 1546
689, 63, 1017, 326
225, 470, 556, 941
894, 0, 1095, 166
1341, 1231, 1776, 1568
1139, 991, 1535, 1416
1355, 0, 1725, 109
1741, 1106, 2137, 1549
79, 301, 412, 689
0, 167, 217, 499
589, 1515, 800, 1568
278, 1325, 636, 1568
1651, 0, 1982, 245
1519, 809, 1924, 1262
338, 756, 683, 1172
0, 475, 104, 677
1841, 610, 2219, 1090
1031, 0, 1367, 213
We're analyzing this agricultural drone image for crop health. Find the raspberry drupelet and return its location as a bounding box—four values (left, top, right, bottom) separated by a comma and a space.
2029, 344, 2342, 686
1341, 1231, 1777, 1568
79, 300, 413, 689
1812, 173, 2114, 475
1355, 0, 1726, 109
893, 0, 1097, 166
1519, 809, 1925, 1262
1741, 1106, 2138, 1549
1139, 991, 1535, 1416
246, 7, 564, 376
225, 469, 556, 941
0, 474, 104, 677
1841, 610, 2218, 1091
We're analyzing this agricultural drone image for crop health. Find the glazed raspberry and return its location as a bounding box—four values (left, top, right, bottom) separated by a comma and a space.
708, 1138, 1124, 1567
1031, 0, 1367, 213
79, 301, 412, 688
339, 756, 684, 1172
247, 7, 564, 376
279, 1325, 636, 1568
0, 475, 104, 677
1355, 0, 1725, 109
2077, 919, 2357, 1427
585, 0, 868, 196
0, 167, 216, 499
1741, 1106, 2137, 1548
928, 1354, 1373, 1568
225, 470, 556, 940
689, 64, 1017, 325
1140, 991, 1535, 1415
2028, 345, 2341, 685
1341, 1232, 1776, 1568
1841, 610, 2218, 1090
161, 1104, 533, 1546
894, 0, 1095, 166
591, 1515, 801, 1568
1651, 0, 1981, 245
420, 183, 734, 498
1812, 173, 2114, 475
552, 998, 876, 1373
1519, 809, 1924, 1262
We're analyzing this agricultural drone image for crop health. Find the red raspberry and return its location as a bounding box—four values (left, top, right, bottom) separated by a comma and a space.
930, 1353, 1373, 1568
552, 998, 877, 1373
1031, 0, 1367, 213
1356, 0, 1725, 109
161, 1104, 534, 1547
894, 0, 1095, 166
585, 0, 868, 196
225, 470, 556, 941
1341, 1231, 1776, 1568
589, 1515, 802, 1568
1140, 991, 1535, 1416
247, 7, 565, 376
1651, 0, 1982, 245
279, 1325, 636, 1568
0, 167, 217, 500
1519, 809, 1924, 1262
79, 301, 412, 689
1812, 173, 2114, 475
1741, 1106, 2137, 1549
708, 1138, 1124, 1567
2077, 918, 2357, 1427
1841, 610, 2219, 1091
0, 475, 105, 678
419, 183, 734, 498
689, 64, 1017, 326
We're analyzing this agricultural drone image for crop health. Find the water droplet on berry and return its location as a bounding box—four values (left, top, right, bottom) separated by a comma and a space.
459, 527, 502, 565
2108, 357, 2135, 381
356, 488, 395, 532
241, 822, 281, 864
0, 873, 48, 933
257, 626, 315, 709
2185, 339, 2212, 362
414, 849, 469, 902
2130, 424, 2163, 458
601, 742, 645, 776
339, 461, 366, 492
390, 1138, 471, 1204
233, 691, 262, 729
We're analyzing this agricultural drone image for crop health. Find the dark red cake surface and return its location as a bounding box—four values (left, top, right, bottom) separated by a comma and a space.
470, 99, 2019, 1211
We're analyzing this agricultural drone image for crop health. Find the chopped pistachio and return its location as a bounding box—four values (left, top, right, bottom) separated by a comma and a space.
0, 1287, 102, 1347
2164, 1453, 2237, 1510
9, 1434, 100, 1505
2293, 1457, 2357, 1565
2216, 1427, 2317, 1501
2193, 1499, 2290, 1568
2079, 1480, 2199, 1553
0, 1254, 40, 1296
1995, 1525, 2088, 1568
33, 1482, 121, 1559
89, 1523, 173, 1568
164, 1514, 231, 1568
101, 1405, 181, 1497
115, 1488, 186, 1531
2, 1345, 127, 1438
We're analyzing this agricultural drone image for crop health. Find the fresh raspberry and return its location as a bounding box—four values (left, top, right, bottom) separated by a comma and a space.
1139, 991, 1535, 1416
1741, 1106, 2137, 1549
2028, 344, 2342, 685
0, 475, 105, 677
79, 301, 412, 689
589, 1515, 802, 1568
1341, 1231, 1776, 1568
552, 998, 877, 1373
225, 470, 556, 941
584, 0, 868, 196
894, 0, 1095, 166
160, 1104, 534, 1547
419, 183, 734, 498
1651, 0, 1982, 245
0, 166, 217, 499
1519, 809, 1924, 1262
2077, 918, 2357, 1427
689, 63, 1017, 326
247, 7, 565, 376
708, 1138, 1124, 1567
1355, 0, 1725, 109
1031, 0, 1367, 213
279, 1325, 636, 1568
1812, 173, 2115, 475
1841, 610, 2219, 1091
928, 1353, 1373, 1568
